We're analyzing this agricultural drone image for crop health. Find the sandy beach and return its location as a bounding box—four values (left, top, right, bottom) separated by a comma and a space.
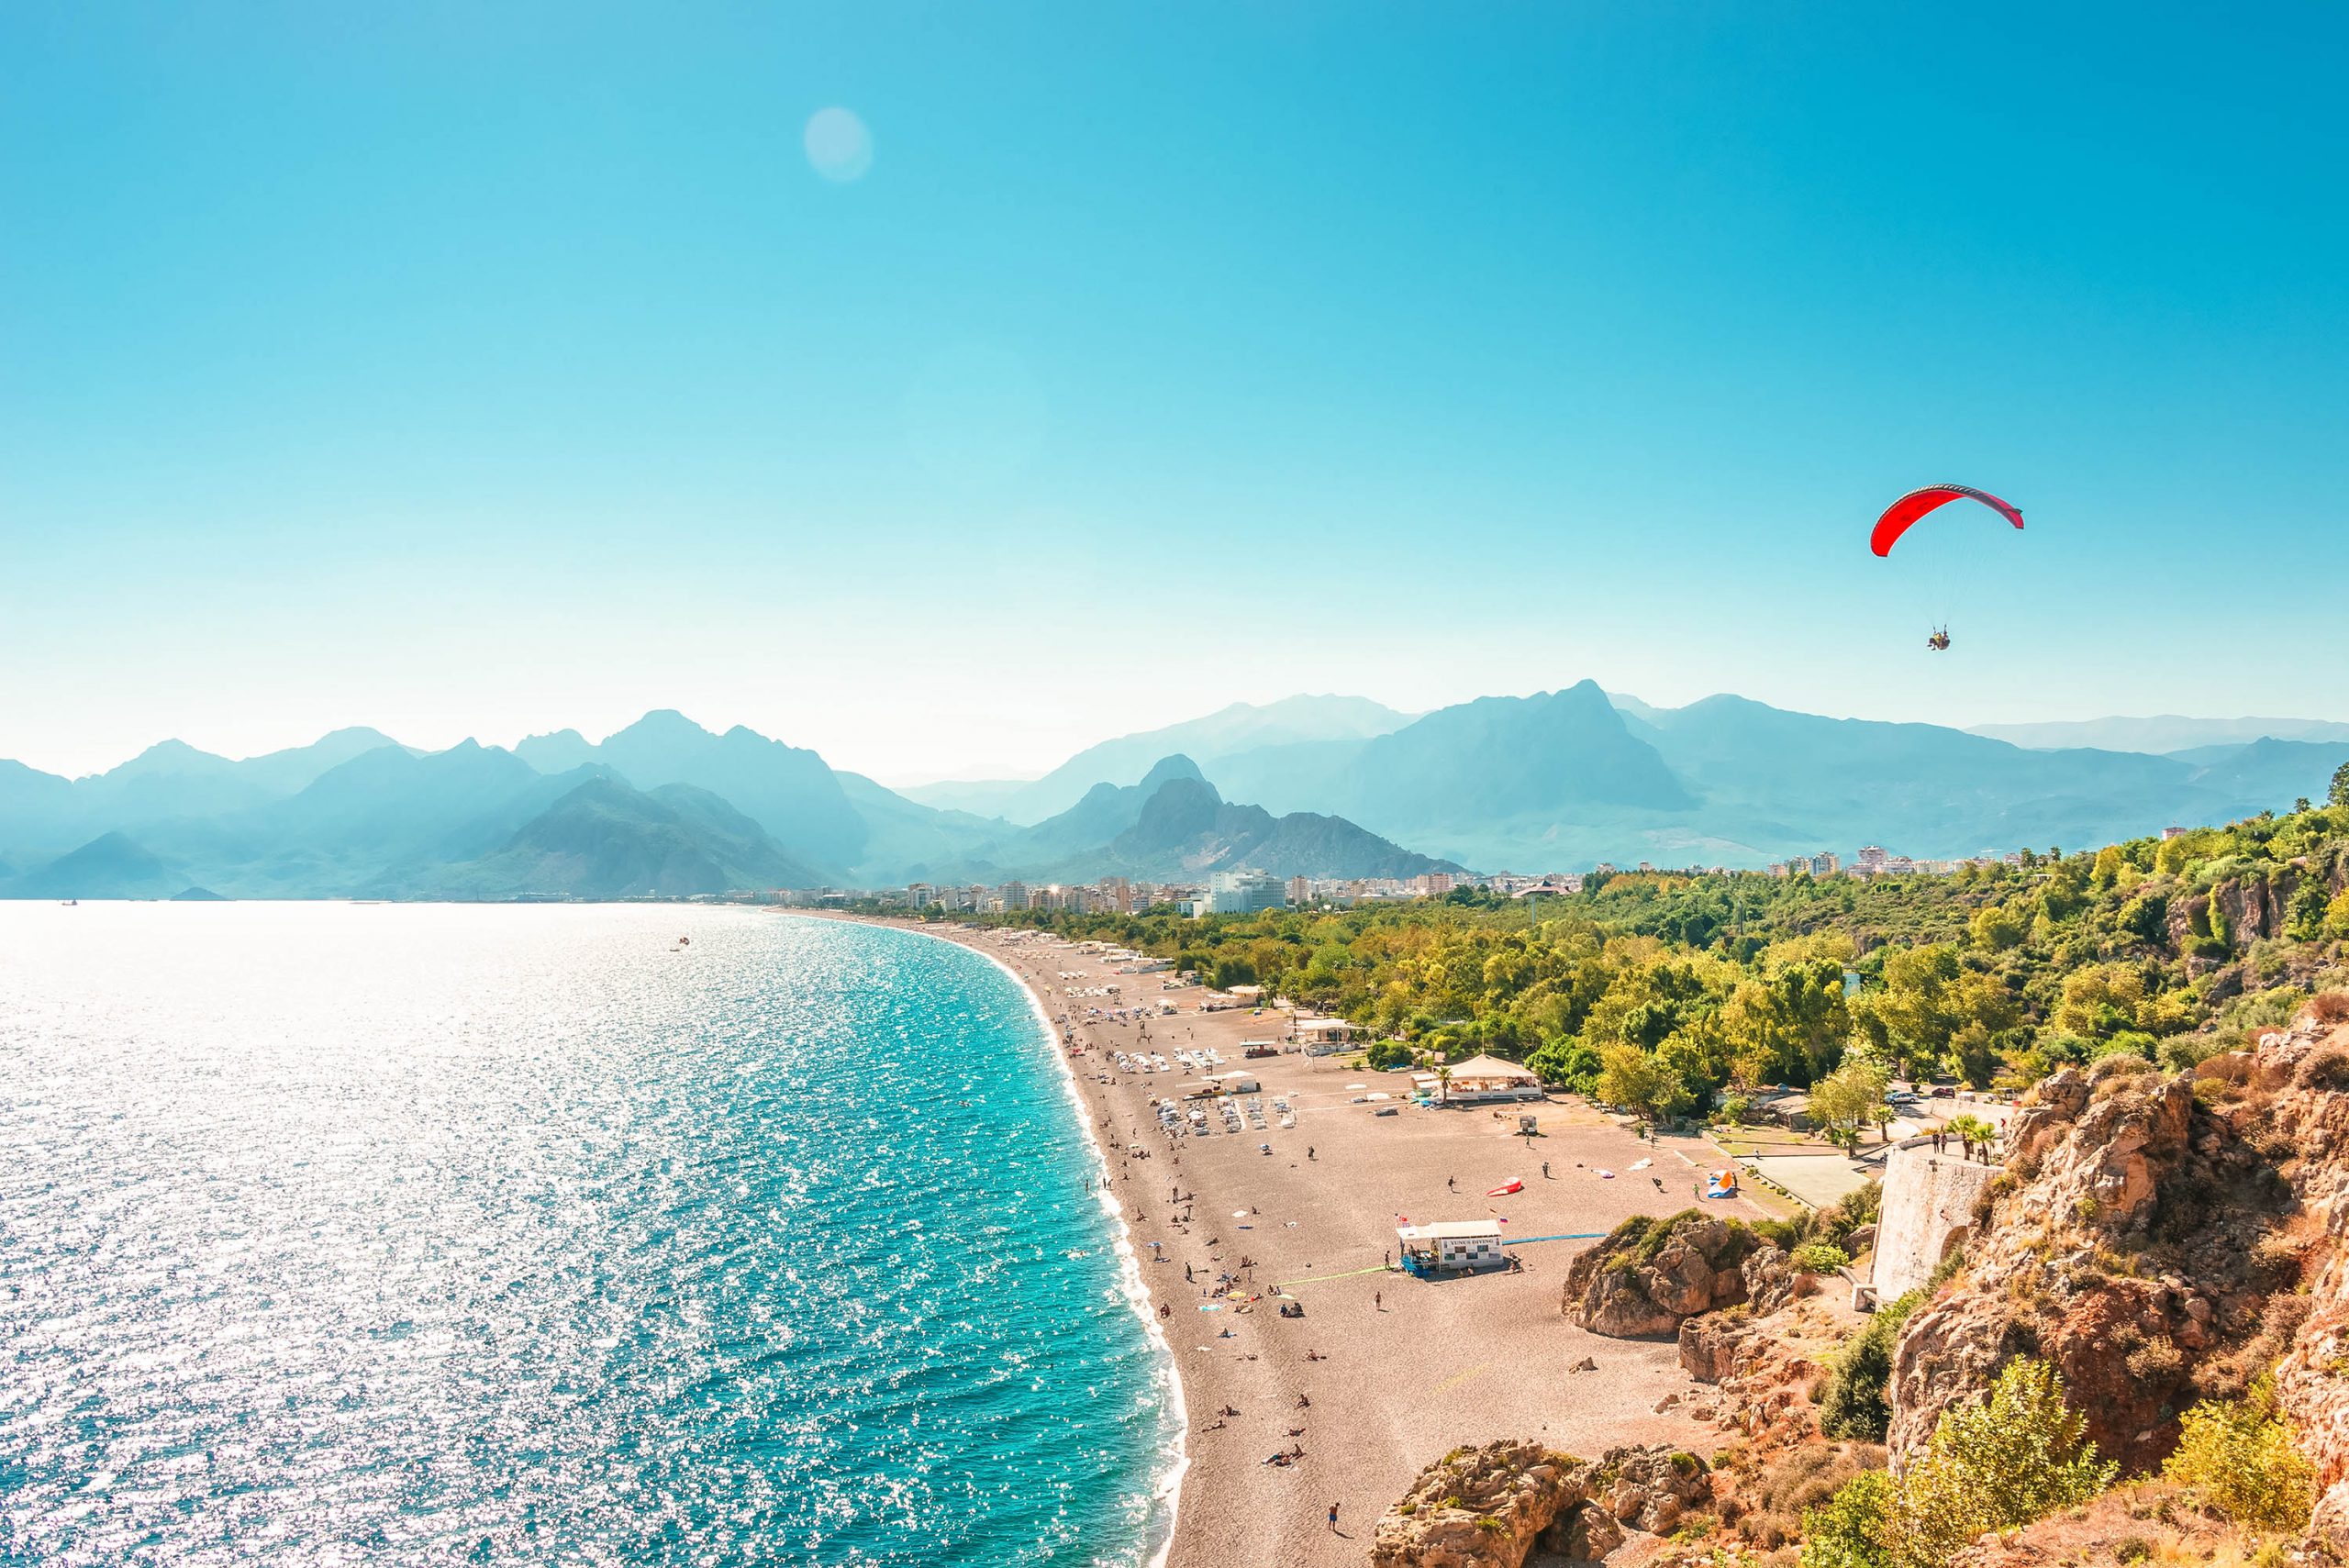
828, 915, 1765, 1566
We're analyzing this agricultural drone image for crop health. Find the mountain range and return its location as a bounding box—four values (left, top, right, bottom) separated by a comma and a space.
942, 684, 2349, 872
900, 695, 1417, 822
0, 715, 1454, 900
6, 691, 2344, 899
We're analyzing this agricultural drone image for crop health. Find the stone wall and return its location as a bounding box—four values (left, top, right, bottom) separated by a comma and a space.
1870, 1140, 1996, 1302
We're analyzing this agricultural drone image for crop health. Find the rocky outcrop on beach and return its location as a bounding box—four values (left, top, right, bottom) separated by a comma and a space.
1562, 1211, 1771, 1339
1887, 1014, 2349, 1496
1369, 1440, 1711, 1568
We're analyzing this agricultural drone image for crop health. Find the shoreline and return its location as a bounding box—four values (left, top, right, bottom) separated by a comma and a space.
804, 912, 1750, 1566
918, 921, 1192, 1568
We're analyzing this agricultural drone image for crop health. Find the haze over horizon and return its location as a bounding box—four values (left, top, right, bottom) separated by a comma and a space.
6, 4, 2344, 781
15, 687, 2349, 791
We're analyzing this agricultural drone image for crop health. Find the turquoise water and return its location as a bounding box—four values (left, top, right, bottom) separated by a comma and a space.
0, 905, 1177, 1566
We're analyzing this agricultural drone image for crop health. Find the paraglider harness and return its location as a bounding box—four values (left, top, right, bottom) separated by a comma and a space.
1927, 626, 1951, 652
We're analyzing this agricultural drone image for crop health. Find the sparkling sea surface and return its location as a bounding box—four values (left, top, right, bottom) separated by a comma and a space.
0, 904, 1176, 1566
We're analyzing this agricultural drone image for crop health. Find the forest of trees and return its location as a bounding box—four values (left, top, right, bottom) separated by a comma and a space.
953, 784, 2349, 1124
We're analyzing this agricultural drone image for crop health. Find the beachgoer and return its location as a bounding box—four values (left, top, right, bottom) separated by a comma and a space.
1447, 1175, 1455, 1191
1542, 1161, 1551, 1178
1374, 1291, 1382, 1311
1329, 1503, 1340, 1532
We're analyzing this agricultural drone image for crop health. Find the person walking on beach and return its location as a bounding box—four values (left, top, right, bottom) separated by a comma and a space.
1329, 1503, 1340, 1533
1374, 1290, 1382, 1311
1542, 1161, 1551, 1178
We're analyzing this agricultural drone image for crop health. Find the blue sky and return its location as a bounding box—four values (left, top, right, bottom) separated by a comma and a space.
3, 3, 2343, 781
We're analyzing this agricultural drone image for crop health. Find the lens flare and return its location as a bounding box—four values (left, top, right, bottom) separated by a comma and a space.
804, 107, 873, 183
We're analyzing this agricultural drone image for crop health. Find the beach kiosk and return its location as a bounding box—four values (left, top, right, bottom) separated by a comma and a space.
1396, 1220, 1508, 1278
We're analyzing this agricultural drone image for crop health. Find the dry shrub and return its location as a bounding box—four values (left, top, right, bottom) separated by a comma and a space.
1735, 1440, 1884, 1550
2307, 989, 2349, 1024
2294, 1047, 2349, 1093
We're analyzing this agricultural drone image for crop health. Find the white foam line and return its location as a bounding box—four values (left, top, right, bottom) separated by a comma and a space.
874, 920, 1189, 1568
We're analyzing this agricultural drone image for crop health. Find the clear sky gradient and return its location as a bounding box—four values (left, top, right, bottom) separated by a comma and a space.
4, 3, 2343, 782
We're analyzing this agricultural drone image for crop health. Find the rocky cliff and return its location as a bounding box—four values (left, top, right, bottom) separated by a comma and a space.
1890, 1009, 2349, 1501
1369, 1440, 1712, 1568
1561, 1212, 1779, 1339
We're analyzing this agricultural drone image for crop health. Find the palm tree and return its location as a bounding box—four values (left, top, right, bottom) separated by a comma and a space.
1946, 1113, 1996, 1162
1435, 1063, 1453, 1107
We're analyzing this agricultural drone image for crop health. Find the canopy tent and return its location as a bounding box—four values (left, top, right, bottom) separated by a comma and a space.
1441, 1054, 1544, 1099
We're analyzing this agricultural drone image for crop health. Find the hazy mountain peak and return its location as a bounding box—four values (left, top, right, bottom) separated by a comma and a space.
1139, 753, 1206, 790
609, 709, 718, 745
93, 739, 236, 782
515, 728, 594, 773
313, 725, 398, 747
908, 693, 1415, 825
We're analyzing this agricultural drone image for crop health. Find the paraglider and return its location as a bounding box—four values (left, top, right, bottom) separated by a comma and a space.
1870, 484, 2024, 557
1872, 484, 2023, 650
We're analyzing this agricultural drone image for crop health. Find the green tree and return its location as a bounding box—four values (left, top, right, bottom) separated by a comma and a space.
2332, 758, 2349, 807
2288, 876, 2332, 942
1887, 1359, 2115, 1568
1943, 1113, 1997, 1162
1594, 1040, 1688, 1126
2052, 962, 2149, 1040
1809, 1058, 1890, 1151
1968, 903, 2026, 952
1723, 952, 1854, 1087
1526, 1035, 1599, 1092
1873, 945, 2012, 1076
1818, 1287, 1920, 1440
1948, 1021, 2000, 1089
2163, 1377, 2313, 1529
1799, 1470, 1891, 1568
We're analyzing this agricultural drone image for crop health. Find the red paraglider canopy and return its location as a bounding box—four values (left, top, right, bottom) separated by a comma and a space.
1869, 484, 2024, 557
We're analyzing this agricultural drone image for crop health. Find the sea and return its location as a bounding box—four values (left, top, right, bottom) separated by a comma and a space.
0, 903, 1180, 1566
